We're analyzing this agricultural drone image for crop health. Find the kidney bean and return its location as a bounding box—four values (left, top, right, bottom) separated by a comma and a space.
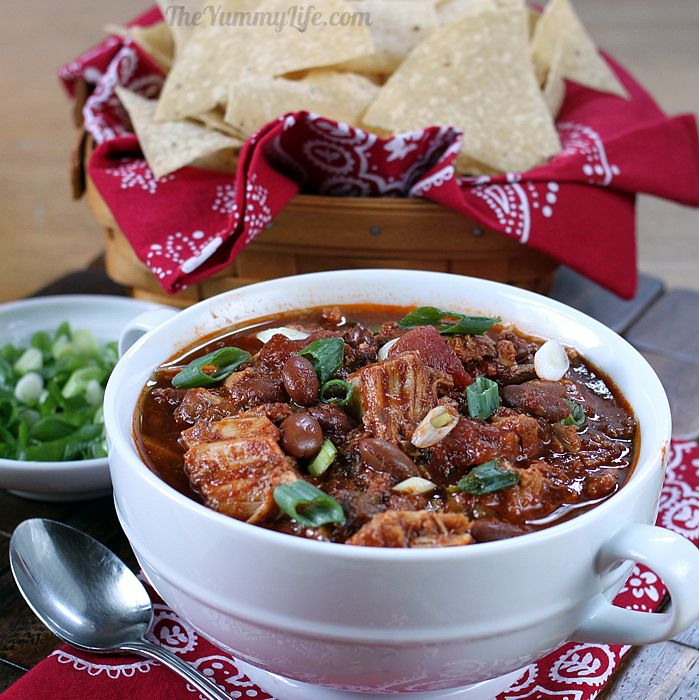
282, 356, 319, 406
346, 324, 374, 348
307, 403, 357, 435
280, 412, 323, 459
470, 518, 528, 543
357, 438, 418, 479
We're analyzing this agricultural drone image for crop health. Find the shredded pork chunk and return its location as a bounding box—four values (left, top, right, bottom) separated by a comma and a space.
347, 510, 473, 548
348, 351, 449, 443
183, 415, 299, 523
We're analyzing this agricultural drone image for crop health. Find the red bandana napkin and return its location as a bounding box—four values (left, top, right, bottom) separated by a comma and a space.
3, 439, 698, 699
60, 9, 699, 300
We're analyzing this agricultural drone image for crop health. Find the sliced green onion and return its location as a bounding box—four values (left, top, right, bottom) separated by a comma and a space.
14, 347, 43, 375
172, 347, 251, 388
31, 330, 52, 357
85, 379, 105, 406
466, 376, 500, 420
562, 399, 587, 430
62, 366, 104, 399
319, 379, 354, 409
274, 480, 345, 527
453, 459, 519, 495
398, 306, 500, 335
51, 335, 73, 359
307, 439, 338, 476
15, 372, 44, 404
297, 337, 345, 384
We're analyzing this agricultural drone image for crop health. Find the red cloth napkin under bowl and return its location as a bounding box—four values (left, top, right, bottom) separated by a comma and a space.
60, 8, 699, 299
3, 439, 699, 699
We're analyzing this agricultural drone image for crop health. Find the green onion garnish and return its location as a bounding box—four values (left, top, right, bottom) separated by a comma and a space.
297, 337, 345, 384
398, 306, 500, 335
171, 347, 250, 388
466, 376, 500, 420
274, 480, 345, 527
453, 459, 519, 495
307, 439, 338, 476
562, 399, 587, 430
319, 379, 354, 409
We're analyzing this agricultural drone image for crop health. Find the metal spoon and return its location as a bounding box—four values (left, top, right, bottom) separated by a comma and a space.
9, 518, 229, 700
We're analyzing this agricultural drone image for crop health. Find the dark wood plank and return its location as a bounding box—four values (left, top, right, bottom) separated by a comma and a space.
0, 532, 9, 577
30, 268, 127, 299
639, 350, 699, 440
0, 491, 78, 534
0, 566, 62, 669
602, 641, 699, 699
0, 659, 26, 694
626, 290, 699, 361
550, 268, 664, 333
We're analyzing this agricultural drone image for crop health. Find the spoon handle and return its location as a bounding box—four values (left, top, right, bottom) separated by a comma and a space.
121, 639, 231, 700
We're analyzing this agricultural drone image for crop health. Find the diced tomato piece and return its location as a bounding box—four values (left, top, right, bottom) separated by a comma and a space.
389, 326, 472, 387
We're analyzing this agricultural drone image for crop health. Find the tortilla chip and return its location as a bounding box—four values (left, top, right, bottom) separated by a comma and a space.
437, 0, 495, 25
156, 0, 202, 55
129, 22, 175, 72
190, 149, 239, 174
363, 2, 561, 173
116, 87, 241, 178
155, 0, 375, 121
542, 40, 567, 117
532, 0, 628, 98
195, 108, 247, 139
334, 0, 438, 74
225, 71, 379, 136
528, 5, 541, 38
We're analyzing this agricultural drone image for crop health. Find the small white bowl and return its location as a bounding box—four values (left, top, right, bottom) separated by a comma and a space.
0, 295, 167, 501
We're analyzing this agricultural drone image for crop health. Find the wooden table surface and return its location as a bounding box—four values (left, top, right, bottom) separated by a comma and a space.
0, 0, 698, 303
1, 267, 698, 698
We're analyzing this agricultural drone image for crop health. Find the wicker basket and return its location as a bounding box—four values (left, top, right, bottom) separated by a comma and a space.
85, 173, 558, 308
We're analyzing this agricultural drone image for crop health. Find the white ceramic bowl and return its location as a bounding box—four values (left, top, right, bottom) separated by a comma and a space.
0, 295, 166, 501
105, 271, 699, 695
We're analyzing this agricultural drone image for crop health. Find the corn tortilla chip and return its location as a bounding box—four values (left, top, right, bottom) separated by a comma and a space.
116, 87, 241, 178
542, 40, 567, 117
156, 0, 202, 55
363, 3, 561, 173
225, 71, 379, 136
155, 0, 375, 121
129, 22, 175, 72
437, 0, 495, 26
334, 0, 438, 74
195, 108, 247, 139
532, 0, 628, 98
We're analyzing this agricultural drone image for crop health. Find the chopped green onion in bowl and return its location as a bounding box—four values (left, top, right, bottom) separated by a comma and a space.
0, 323, 117, 462
273, 480, 345, 527
466, 376, 500, 420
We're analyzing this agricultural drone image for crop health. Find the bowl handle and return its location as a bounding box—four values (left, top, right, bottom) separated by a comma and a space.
575, 523, 699, 645
118, 308, 179, 356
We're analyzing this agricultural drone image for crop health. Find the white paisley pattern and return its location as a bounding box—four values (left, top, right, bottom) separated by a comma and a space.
619, 566, 661, 610
51, 650, 155, 678
558, 122, 621, 186
242, 175, 272, 244
549, 645, 616, 687
105, 160, 174, 195
83, 44, 163, 144
146, 229, 225, 280
659, 441, 699, 541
